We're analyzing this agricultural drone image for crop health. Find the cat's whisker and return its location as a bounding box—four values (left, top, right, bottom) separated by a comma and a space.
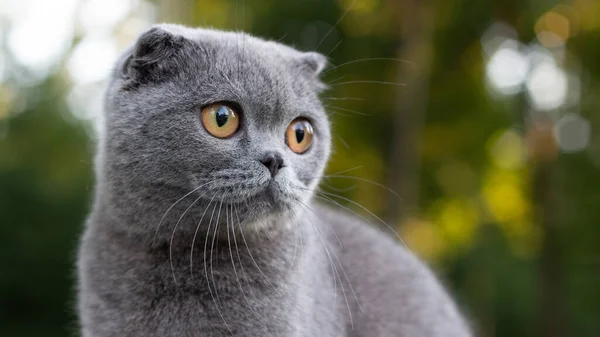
233, 203, 281, 295
309, 206, 364, 317
276, 33, 288, 43
289, 181, 412, 257
169, 192, 204, 285
316, 192, 414, 257
232, 203, 279, 319
315, 0, 356, 51
283, 207, 301, 280
325, 75, 347, 85
320, 174, 402, 199
190, 194, 217, 278
295, 198, 344, 250
210, 200, 224, 303
322, 96, 365, 101
320, 180, 357, 194
302, 171, 401, 199
323, 57, 413, 74
296, 199, 355, 329
324, 105, 372, 116
226, 204, 265, 327
326, 110, 351, 118
323, 166, 364, 176
303, 204, 339, 316
200, 201, 218, 282
336, 135, 350, 150
331, 80, 407, 87
200, 202, 223, 313
325, 38, 343, 56
295, 200, 361, 302
295, 197, 364, 317
201, 198, 233, 335
153, 180, 213, 243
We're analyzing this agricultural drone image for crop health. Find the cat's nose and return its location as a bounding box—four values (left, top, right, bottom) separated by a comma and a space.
260, 152, 284, 178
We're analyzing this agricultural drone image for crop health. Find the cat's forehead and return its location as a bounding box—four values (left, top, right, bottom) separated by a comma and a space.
154, 24, 324, 113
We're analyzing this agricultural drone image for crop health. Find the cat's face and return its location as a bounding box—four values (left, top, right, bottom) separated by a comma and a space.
103, 24, 331, 231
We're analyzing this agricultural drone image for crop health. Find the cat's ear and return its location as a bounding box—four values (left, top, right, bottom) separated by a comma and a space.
119, 26, 187, 86
298, 52, 328, 76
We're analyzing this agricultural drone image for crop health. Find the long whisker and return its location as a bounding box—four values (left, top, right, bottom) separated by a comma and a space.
295, 198, 344, 250
276, 33, 288, 42
210, 200, 225, 304
190, 194, 217, 277
169, 192, 204, 285
296, 198, 364, 317
324, 57, 413, 74
315, 0, 357, 50
320, 180, 357, 194
153, 180, 213, 242
233, 203, 281, 294
289, 182, 412, 255
283, 207, 300, 280
317, 192, 413, 256
326, 75, 347, 85
325, 38, 343, 56
331, 80, 406, 87
320, 175, 402, 199
201, 199, 233, 335
324, 105, 371, 116
296, 199, 354, 328
322, 97, 365, 101
337, 135, 351, 150
227, 204, 266, 326
201, 202, 218, 281
326, 110, 352, 118
325, 166, 364, 176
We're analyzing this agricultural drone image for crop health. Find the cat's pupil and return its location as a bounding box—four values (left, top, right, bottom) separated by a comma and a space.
216, 107, 229, 127
295, 126, 305, 143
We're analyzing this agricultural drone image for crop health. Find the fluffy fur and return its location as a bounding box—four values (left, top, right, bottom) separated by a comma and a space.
77, 24, 471, 337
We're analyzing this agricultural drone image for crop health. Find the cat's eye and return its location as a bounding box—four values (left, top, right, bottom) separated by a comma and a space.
286, 119, 314, 154
201, 103, 240, 138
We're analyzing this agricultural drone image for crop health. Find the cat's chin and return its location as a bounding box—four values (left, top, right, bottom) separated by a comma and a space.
224, 179, 309, 226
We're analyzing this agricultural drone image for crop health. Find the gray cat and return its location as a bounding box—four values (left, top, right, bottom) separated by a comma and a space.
77, 23, 471, 337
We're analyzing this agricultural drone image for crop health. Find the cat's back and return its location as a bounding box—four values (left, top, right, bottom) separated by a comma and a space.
314, 204, 471, 337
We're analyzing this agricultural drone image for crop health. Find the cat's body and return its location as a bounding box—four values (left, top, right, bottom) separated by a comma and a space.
77, 24, 471, 337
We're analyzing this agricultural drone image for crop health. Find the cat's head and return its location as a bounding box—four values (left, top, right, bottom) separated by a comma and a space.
101, 24, 331, 233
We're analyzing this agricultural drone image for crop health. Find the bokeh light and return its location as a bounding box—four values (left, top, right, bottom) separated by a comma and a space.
5, 0, 78, 79
526, 60, 568, 111
486, 40, 529, 95
555, 113, 591, 152
67, 35, 119, 84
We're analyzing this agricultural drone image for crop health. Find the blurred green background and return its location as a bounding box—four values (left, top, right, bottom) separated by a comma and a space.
1, 0, 599, 336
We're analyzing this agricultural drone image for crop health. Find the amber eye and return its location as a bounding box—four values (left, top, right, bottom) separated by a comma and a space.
201, 103, 240, 138
286, 119, 314, 154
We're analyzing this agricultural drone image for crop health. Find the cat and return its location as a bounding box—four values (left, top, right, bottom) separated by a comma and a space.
77, 23, 472, 337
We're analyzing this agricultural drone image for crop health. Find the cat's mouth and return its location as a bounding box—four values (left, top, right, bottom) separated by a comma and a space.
232, 178, 295, 207
190, 173, 297, 206
211, 179, 300, 225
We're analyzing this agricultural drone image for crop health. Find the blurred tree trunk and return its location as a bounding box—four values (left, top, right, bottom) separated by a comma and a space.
385, 0, 435, 225
528, 120, 567, 337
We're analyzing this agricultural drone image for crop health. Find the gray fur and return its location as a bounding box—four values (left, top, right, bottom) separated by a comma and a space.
77, 24, 471, 337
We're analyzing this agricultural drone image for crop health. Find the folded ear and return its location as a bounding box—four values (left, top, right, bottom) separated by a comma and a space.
298, 52, 328, 75
120, 26, 187, 86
